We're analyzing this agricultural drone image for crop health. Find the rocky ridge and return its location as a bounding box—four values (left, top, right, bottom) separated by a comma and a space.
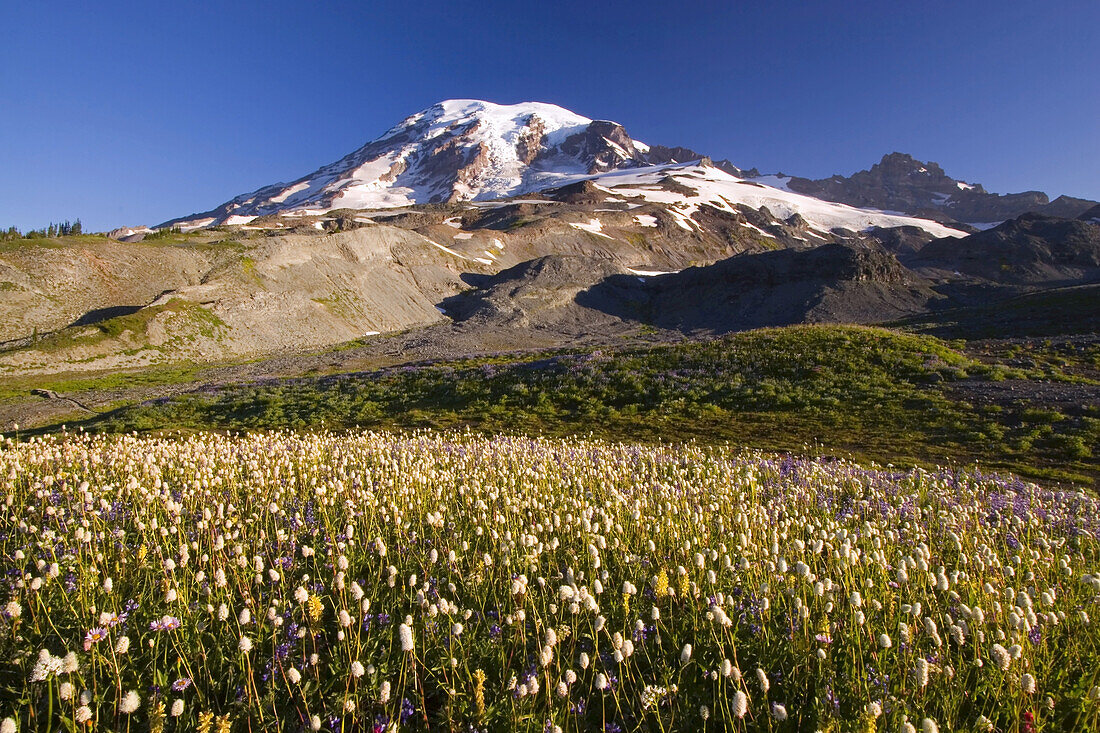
781, 152, 1098, 225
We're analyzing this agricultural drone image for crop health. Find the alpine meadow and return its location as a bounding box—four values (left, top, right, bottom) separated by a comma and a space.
3, 2, 1100, 731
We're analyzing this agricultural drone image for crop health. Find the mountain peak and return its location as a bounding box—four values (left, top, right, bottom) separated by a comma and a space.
161, 100, 742, 228
869, 152, 948, 181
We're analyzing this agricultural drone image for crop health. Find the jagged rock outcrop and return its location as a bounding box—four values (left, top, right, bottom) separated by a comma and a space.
784, 152, 1098, 224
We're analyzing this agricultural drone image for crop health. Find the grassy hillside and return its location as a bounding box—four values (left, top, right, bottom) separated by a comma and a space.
72, 325, 1099, 485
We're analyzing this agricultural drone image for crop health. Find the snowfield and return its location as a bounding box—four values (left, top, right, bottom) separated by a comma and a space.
590, 164, 968, 239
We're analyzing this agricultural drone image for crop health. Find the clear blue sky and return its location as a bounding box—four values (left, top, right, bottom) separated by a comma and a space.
2, 0, 1097, 231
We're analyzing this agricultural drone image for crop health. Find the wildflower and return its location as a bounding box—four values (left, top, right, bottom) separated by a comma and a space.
771, 702, 788, 721
912, 658, 929, 688
287, 667, 302, 684
351, 661, 365, 678
0, 719, 13, 733
976, 715, 994, 731
85, 627, 108, 647
641, 685, 667, 710
171, 678, 192, 691
171, 699, 185, 717
115, 636, 130, 655
3, 602, 20, 619
380, 680, 392, 703
75, 707, 92, 724
680, 643, 692, 665
878, 633, 892, 649
307, 595, 323, 622
150, 701, 166, 733
197, 711, 214, 733
733, 690, 749, 718
119, 690, 140, 714
1022, 673, 1037, 694
399, 623, 415, 652
991, 643, 1011, 670
238, 635, 252, 653
756, 667, 769, 693
473, 669, 486, 717
596, 673, 609, 690
30, 650, 63, 682
59, 680, 74, 700
921, 718, 939, 733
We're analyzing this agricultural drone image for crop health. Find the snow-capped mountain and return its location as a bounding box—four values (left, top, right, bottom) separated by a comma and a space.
163, 100, 742, 229
162, 99, 970, 238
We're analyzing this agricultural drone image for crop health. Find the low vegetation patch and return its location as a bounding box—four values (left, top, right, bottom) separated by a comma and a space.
77, 326, 1099, 485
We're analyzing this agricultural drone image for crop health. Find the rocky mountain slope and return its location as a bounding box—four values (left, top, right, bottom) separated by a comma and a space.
2, 100, 1096, 382
913, 212, 1100, 285
774, 152, 1098, 225
4, 196, 1092, 377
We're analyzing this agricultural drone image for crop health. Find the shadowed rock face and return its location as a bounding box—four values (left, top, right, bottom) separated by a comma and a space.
785, 153, 1098, 224
436, 243, 933, 337
1078, 204, 1100, 223
913, 213, 1100, 285
625, 243, 933, 332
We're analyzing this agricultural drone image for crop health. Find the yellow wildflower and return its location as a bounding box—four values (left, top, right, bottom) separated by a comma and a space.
307, 594, 323, 622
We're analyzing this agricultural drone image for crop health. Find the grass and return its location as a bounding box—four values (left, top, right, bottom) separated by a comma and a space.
68, 325, 1099, 486
894, 285, 1100, 340
2, 299, 227, 361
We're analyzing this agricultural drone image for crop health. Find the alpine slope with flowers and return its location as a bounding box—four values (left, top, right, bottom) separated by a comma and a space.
2, 430, 1099, 731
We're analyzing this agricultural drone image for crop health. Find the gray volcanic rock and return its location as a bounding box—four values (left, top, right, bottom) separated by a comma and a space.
564, 243, 935, 334
442, 255, 641, 331
785, 152, 1098, 225
862, 225, 942, 257
914, 213, 1100, 285
641, 243, 932, 332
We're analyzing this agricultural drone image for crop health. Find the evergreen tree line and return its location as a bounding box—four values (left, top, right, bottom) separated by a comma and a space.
1, 219, 83, 240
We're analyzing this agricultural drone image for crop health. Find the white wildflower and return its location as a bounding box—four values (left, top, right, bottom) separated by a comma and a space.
732, 690, 749, 718
399, 623, 415, 652
119, 689, 140, 714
